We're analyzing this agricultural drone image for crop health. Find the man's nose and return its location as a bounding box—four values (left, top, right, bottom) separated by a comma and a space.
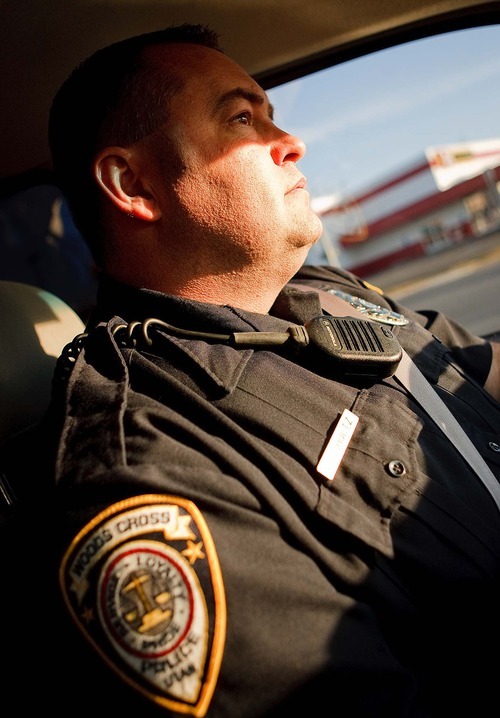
270, 127, 306, 165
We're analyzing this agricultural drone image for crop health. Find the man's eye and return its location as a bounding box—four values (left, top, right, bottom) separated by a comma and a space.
232, 111, 252, 125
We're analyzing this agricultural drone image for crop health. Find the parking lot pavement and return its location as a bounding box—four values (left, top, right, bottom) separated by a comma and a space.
363, 230, 500, 293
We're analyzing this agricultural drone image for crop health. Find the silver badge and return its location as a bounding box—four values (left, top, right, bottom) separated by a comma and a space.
328, 289, 409, 326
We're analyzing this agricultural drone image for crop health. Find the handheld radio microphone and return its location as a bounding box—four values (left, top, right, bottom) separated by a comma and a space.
302, 315, 401, 378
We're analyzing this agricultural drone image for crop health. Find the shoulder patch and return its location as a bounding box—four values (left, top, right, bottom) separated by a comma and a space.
60, 495, 226, 717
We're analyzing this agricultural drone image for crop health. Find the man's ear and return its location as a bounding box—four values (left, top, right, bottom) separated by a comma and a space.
94, 147, 161, 221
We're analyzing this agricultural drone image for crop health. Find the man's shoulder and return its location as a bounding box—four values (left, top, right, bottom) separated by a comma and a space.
292, 264, 383, 295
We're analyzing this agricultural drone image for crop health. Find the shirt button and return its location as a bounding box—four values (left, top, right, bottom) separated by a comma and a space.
489, 442, 500, 453
386, 460, 406, 477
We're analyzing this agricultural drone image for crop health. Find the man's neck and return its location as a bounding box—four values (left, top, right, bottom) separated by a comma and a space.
165, 271, 284, 314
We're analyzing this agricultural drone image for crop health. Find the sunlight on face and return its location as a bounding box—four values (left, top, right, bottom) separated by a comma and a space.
147, 44, 323, 276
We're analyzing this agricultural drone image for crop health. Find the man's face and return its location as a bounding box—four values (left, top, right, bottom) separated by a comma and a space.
143, 43, 323, 276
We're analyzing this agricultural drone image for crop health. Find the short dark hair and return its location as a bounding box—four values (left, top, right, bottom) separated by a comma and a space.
48, 23, 222, 259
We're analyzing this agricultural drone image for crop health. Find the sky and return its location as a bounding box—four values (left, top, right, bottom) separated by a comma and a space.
267, 24, 500, 204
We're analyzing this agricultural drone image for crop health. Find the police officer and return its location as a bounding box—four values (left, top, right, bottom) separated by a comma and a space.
44, 24, 500, 717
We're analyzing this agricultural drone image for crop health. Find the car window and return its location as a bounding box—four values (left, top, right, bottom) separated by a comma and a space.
268, 24, 500, 336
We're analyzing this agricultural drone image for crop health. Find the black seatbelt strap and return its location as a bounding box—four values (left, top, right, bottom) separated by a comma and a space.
291, 282, 500, 513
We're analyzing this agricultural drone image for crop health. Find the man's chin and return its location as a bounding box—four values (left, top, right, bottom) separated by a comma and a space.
302, 215, 324, 248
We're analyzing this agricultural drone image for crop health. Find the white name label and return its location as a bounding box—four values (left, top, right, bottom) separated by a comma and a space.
316, 409, 359, 480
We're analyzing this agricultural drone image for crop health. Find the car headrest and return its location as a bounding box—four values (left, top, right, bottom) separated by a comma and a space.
0, 281, 85, 447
